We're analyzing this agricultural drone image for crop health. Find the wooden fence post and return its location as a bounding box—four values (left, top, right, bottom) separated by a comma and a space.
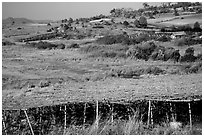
170, 103, 174, 121
174, 103, 177, 121
150, 102, 153, 125
83, 103, 87, 128
111, 104, 114, 123
96, 100, 99, 129
2, 110, 7, 135
188, 102, 192, 131
63, 105, 67, 135
147, 100, 151, 127
23, 109, 34, 135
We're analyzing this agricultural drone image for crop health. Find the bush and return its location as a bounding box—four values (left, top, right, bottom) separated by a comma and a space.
134, 19, 140, 27
193, 22, 201, 32
67, 43, 80, 49
195, 53, 202, 61
145, 66, 165, 75
180, 47, 196, 62
24, 41, 65, 50
188, 62, 202, 73
2, 41, 16, 46
135, 33, 150, 43
180, 55, 196, 62
96, 34, 130, 45
181, 62, 202, 74
56, 43, 66, 49
174, 38, 186, 47
80, 44, 128, 59
185, 47, 194, 56
126, 41, 157, 60
156, 35, 171, 42
123, 21, 129, 27
139, 16, 147, 27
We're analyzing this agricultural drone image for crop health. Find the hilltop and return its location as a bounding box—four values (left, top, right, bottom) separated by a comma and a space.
2, 17, 53, 28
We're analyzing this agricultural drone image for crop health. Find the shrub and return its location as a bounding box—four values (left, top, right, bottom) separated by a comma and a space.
180, 47, 196, 62
193, 22, 201, 32
174, 38, 186, 47
56, 43, 65, 49
134, 19, 140, 27
67, 43, 80, 49
145, 66, 165, 75
195, 53, 202, 61
38, 80, 51, 88
80, 44, 128, 59
2, 41, 16, 46
126, 41, 157, 60
156, 35, 171, 42
96, 34, 130, 45
185, 47, 194, 56
24, 41, 65, 50
136, 33, 150, 43
123, 21, 129, 27
188, 62, 202, 73
181, 62, 202, 74
139, 16, 147, 27
80, 44, 100, 53
180, 55, 196, 62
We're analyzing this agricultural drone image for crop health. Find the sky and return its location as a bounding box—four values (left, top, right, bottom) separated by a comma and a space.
2, 2, 162, 20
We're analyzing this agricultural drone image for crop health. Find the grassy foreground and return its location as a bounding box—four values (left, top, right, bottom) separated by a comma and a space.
49, 116, 201, 135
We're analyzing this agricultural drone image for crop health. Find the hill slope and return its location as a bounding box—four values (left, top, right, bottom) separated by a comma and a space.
3, 17, 34, 25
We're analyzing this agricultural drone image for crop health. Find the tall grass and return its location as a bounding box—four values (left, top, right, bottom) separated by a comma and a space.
59, 115, 199, 135
80, 44, 129, 58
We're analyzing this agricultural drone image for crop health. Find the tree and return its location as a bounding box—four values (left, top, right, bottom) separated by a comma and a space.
143, 2, 149, 9
110, 8, 115, 14
170, 25, 176, 32
123, 21, 129, 27
63, 24, 69, 30
47, 23, 51, 26
75, 19, 79, 24
173, 9, 179, 16
194, 22, 201, 32
68, 18, 73, 24
134, 19, 140, 27
139, 16, 147, 27
64, 19, 68, 22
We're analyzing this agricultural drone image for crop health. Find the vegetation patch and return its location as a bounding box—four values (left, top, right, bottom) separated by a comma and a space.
2, 40, 16, 46
174, 37, 202, 47
66, 43, 80, 49
80, 44, 129, 58
24, 41, 65, 50
180, 62, 202, 74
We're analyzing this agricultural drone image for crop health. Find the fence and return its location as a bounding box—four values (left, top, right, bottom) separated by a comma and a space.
2, 98, 202, 135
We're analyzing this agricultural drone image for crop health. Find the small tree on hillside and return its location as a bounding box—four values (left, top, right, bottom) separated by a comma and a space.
174, 9, 179, 16
68, 18, 73, 24
194, 22, 201, 32
134, 19, 140, 27
123, 21, 129, 27
170, 25, 176, 32
75, 19, 79, 24
139, 16, 147, 28
143, 2, 149, 9
64, 19, 68, 22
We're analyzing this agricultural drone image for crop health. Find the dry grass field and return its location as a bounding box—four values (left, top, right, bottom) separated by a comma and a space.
148, 14, 202, 27
2, 39, 202, 109
2, 11, 202, 135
